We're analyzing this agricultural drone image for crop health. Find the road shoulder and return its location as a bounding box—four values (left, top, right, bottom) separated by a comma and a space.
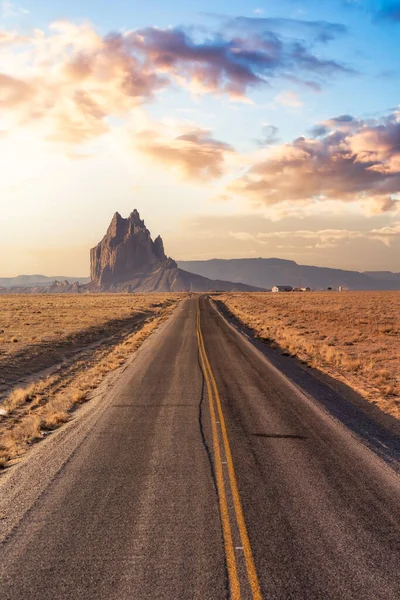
211, 297, 400, 471
0, 300, 186, 543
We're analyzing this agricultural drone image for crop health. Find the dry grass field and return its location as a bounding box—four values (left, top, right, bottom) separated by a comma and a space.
0, 294, 178, 355
217, 291, 400, 421
0, 294, 183, 467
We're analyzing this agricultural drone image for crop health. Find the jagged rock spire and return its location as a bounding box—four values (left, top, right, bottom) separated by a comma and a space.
90, 209, 176, 285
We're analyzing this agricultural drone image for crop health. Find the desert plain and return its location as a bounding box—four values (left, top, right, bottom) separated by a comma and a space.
1, 290, 399, 469
0, 293, 182, 466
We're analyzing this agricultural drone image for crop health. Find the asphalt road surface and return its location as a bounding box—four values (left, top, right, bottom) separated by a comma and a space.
0, 297, 399, 599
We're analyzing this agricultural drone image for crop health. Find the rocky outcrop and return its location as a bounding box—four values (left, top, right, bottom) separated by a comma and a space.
0, 280, 83, 294
0, 275, 90, 288
87, 209, 262, 292
0, 209, 262, 294
90, 209, 177, 286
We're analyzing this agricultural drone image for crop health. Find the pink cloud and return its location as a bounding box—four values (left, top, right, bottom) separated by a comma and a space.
0, 16, 351, 146
229, 112, 400, 214
135, 127, 234, 181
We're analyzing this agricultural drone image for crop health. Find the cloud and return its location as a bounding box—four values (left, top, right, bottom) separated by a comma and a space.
0, 21, 167, 146
309, 114, 358, 136
0, 72, 33, 107
135, 126, 234, 181
166, 14, 350, 96
370, 222, 400, 245
229, 223, 400, 248
1, 1, 28, 19
222, 15, 348, 44
129, 26, 264, 99
0, 29, 26, 44
229, 110, 400, 215
0, 16, 352, 147
257, 124, 280, 146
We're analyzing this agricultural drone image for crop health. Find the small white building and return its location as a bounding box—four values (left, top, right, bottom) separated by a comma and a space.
272, 285, 293, 293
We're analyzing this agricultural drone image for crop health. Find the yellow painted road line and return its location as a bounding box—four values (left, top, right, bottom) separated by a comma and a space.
197, 300, 263, 600
196, 305, 241, 600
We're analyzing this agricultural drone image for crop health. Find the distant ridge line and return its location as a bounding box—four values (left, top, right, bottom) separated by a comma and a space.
2, 258, 400, 292
177, 258, 400, 291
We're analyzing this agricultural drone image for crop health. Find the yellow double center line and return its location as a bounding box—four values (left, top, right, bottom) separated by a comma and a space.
196, 299, 262, 600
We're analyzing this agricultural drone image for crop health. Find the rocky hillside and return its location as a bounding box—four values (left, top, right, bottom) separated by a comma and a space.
88, 210, 259, 292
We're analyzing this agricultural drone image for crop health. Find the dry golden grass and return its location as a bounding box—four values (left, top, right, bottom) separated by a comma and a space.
2, 378, 54, 415
0, 293, 183, 468
0, 293, 182, 395
218, 291, 400, 420
0, 294, 180, 354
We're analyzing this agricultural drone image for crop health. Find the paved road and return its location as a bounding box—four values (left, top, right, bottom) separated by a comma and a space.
0, 297, 399, 599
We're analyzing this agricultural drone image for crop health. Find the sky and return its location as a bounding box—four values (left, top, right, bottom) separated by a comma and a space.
0, 0, 400, 276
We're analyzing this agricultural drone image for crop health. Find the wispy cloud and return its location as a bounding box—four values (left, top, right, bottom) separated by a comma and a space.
134, 124, 235, 181
222, 15, 349, 44
257, 124, 280, 146
229, 223, 400, 248
1, 1, 28, 18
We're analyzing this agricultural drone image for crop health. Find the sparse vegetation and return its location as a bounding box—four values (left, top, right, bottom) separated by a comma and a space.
0, 294, 180, 356
217, 291, 400, 420
0, 294, 183, 468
